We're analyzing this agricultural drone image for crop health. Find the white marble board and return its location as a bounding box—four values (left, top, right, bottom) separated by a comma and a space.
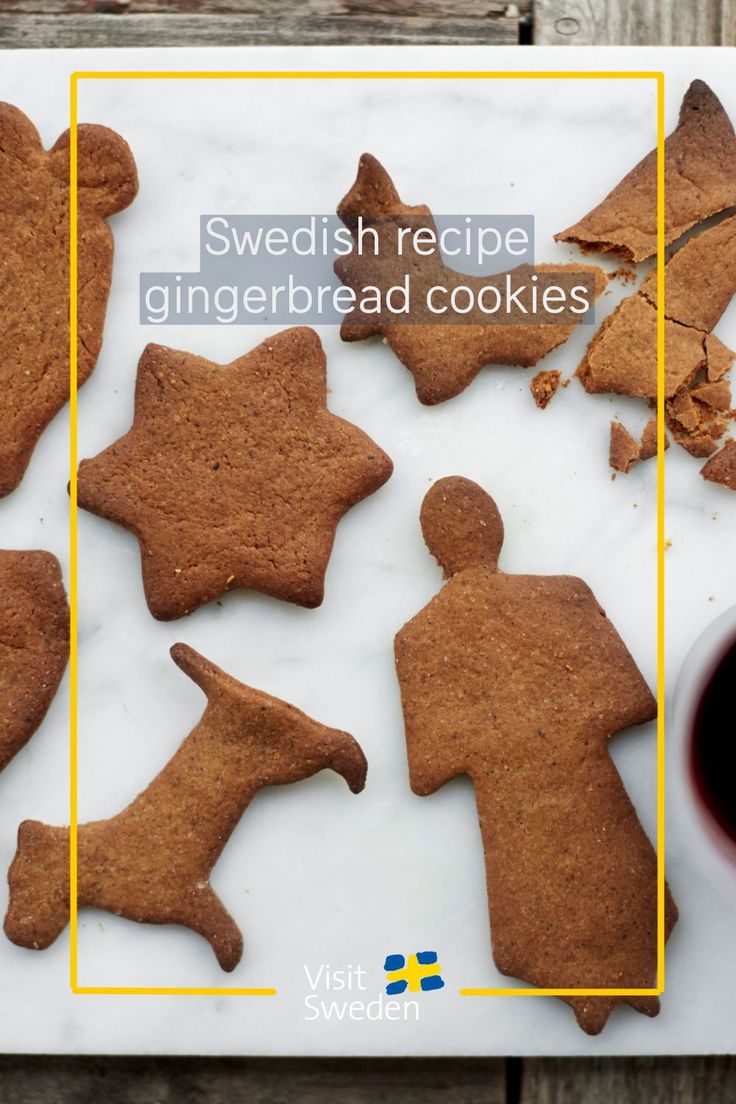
0, 45, 734, 1055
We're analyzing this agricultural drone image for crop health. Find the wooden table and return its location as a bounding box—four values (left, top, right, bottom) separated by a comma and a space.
1, 2, 735, 1100
0, 1, 733, 47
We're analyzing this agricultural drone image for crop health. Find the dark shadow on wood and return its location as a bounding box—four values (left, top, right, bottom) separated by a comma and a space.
521, 1056, 736, 1104
0, 1055, 507, 1103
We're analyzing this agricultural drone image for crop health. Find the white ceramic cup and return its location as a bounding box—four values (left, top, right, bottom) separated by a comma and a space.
671, 606, 736, 908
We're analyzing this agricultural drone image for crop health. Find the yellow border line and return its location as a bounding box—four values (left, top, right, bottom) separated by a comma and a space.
71, 70, 663, 80
69, 73, 79, 996
69, 68, 665, 1000
656, 69, 667, 994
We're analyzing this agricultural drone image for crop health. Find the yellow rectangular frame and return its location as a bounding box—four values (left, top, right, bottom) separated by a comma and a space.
69, 68, 666, 1000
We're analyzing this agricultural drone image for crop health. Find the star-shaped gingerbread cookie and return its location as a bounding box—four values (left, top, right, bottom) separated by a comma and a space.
77, 328, 393, 620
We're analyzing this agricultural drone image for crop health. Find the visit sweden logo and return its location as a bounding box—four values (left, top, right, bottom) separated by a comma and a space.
384, 951, 444, 994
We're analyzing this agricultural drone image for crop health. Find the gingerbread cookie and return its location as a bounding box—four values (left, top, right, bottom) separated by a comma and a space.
0, 103, 138, 498
334, 154, 607, 405
77, 329, 393, 620
577, 294, 726, 401
702, 439, 736, 491
666, 388, 732, 459
577, 213, 736, 464
610, 419, 668, 475
395, 478, 677, 1034
556, 80, 736, 262
5, 644, 367, 969
639, 213, 736, 333
0, 550, 69, 772
609, 422, 641, 474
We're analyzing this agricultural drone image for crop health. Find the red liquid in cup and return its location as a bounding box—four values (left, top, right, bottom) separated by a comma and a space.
690, 638, 736, 848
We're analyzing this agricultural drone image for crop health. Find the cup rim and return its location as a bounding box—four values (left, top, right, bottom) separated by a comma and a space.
672, 606, 736, 902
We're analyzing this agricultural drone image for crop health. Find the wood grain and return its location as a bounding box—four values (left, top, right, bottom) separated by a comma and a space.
0, 0, 530, 47
0, 2, 733, 1101
521, 1057, 736, 1104
533, 0, 731, 45
0, 1056, 507, 1103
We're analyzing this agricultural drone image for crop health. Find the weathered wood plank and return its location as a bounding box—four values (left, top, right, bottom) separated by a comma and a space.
0, 0, 529, 48
533, 0, 728, 45
0, 1056, 507, 1103
522, 1057, 736, 1104
0, 0, 529, 14
0, 13, 522, 46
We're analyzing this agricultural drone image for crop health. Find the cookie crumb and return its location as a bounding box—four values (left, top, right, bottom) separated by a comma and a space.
610, 421, 640, 474
610, 266, 637, 285
639, 418, 670, 461
530, 370, 562, 410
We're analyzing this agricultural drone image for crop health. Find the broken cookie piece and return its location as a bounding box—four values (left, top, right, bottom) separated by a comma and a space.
577, 294, 711, 399
577, 211, 736, 406
556, 80, 736, 262
639, 418, 669, 462
705, 335, 735, 382
335, 154, 607, 405
639, 213, 736, 333
609, 418, 668, 474
668, 392, 700, 433
690, 380, 732, 411
702, 438, 736, 490
530, 370, 562, 409
665, 376, 733, 459
610, 422, 641, 474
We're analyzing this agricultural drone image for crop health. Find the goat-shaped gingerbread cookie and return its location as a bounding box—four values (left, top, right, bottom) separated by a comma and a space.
5, 644, 367, 970
0, 103, 138, 497
395, 478, 677, 1034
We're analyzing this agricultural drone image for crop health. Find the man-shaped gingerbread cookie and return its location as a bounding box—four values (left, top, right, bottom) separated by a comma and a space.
395, 477, 677, 1035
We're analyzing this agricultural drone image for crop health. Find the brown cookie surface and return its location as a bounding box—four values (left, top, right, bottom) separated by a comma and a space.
556, 80, 736, 262
609, 421, 640, 474
530, 369, 561, 409
702, 438, 736, 490
77, 328, 393, 620
577, 293, 715, 400
335, 155, 607, 405
577, 210, 736, 466
4, 643, 367, 969
0, 550, 69, 772
639, 417, 669, 462
609, 418, 669, 475
639, 213, 736, 334
395, 477, 677, 1035
0, 103, 138, 498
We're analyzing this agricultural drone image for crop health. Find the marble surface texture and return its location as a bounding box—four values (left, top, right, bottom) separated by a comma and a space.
0, 45, 734, 1056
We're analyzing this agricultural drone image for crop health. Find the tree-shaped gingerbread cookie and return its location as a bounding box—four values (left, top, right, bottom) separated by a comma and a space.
394, 477, 677, 1034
